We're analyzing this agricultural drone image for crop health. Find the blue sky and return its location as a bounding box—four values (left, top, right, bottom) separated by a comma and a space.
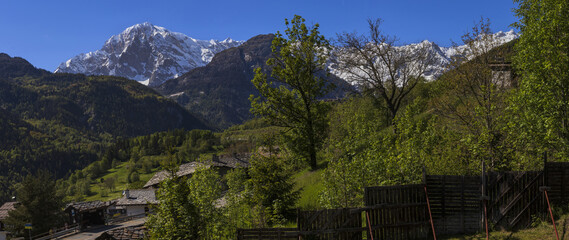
0, 0, 519, 71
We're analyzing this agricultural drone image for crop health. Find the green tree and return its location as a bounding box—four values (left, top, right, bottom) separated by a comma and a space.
103, 176, 116, 192
187, 167, 224, 239
223, 168, 255, 231
250, 15, 332, 169
247, 152, 299, 226
4, 171, 65, 238
509, 0, 569, 162
146, 176, 200, 240
320, 96, 384, 208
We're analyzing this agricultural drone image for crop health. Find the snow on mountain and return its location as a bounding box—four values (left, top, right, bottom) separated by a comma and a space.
331, 29, 518, 84
55, 22, 242, 86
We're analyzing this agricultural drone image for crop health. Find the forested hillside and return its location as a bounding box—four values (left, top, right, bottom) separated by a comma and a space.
56, 129, 223, 202
0, 53, 209, 202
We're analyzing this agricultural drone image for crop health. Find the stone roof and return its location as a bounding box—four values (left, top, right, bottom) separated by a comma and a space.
95, 224, 146, 240
0, 202, 18, 221
208, 153, 251, 168
65, 200, 116, 213
143, 154, 250, 189
143, 162, 206, 188
115, 189, 158, 206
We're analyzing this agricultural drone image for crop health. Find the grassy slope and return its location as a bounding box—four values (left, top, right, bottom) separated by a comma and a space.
84, 161, 162, 202
293, 168, 325, 210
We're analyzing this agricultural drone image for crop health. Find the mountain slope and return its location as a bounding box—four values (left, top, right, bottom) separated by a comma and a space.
0, 53, 209, 202
157, 34, 354, 128
55, 22, 242, 86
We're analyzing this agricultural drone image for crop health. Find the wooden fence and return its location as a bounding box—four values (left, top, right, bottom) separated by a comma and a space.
364, 184, 429, 239
236, 228, 299, 240
425, 175, 481, 235
545, 162, 569, 204
297, 208, 362, 240
237, 162, 569, 240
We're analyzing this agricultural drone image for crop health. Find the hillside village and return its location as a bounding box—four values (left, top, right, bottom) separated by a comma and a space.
0, 152, 252, 240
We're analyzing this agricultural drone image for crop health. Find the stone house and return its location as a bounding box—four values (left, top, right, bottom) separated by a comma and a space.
65, 200, 116, 228
114, 189, 158, 217
0, 202, 18, 240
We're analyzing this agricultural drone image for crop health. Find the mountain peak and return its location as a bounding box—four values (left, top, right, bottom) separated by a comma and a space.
134, 21, 154, 28
125, 22, 166, 34
55, 23, 242, 86
107, 22, 170, 45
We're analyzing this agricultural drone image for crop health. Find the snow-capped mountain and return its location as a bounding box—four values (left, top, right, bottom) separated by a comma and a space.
331, 29, 518, 84
55, 22, 242, 86
412, 30, 518, 81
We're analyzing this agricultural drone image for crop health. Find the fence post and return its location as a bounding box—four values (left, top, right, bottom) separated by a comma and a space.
543, 152, 549, 186
481, 158, 487, 234
481, 196, 489, 240
366, 211, 374, 240
422, 166, 426, 185
296, 208, 302, 240
424, 185, 437, 240
540, 186, 559, 240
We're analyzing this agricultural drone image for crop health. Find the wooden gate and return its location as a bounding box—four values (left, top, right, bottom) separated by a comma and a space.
297, 208, 362, 240
487, 171, 545, 230
364, 184, 429, 240
426, 175, 482, 235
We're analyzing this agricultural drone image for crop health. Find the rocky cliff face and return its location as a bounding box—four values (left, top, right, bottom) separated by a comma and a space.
55, 22, 242, 86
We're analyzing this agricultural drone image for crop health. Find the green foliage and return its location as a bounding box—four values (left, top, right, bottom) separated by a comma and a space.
510, 0, 569, 161
188, 167, 225, 239
146, 177, 201, 240
250, 15, 332, 169
147, 166, 239, 239
4, 171, 65, 238
223, 168, 255, 229
321, 93, 481, 208
320, 96, 385, 208
247, 152, 299, 225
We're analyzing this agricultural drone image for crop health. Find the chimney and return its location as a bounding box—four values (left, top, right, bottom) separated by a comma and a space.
123, 189, 130, 199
